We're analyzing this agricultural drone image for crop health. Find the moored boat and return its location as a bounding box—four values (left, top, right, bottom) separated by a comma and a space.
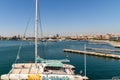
1, 0, 89, 80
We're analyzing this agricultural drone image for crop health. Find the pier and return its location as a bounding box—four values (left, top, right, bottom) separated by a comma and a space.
63, 49, 120, 59
86, 47, 120, 52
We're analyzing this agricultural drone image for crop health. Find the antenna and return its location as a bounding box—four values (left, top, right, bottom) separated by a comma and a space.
84, 44, 87, 77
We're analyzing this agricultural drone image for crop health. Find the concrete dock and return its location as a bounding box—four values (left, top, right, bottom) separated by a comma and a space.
63, 49, 120, 59
86, 47, 120, 52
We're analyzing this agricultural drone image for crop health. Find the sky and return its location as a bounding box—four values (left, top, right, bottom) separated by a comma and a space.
0, 0, 120, 37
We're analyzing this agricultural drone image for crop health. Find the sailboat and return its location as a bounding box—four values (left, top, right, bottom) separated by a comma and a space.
1, 0, 89, 80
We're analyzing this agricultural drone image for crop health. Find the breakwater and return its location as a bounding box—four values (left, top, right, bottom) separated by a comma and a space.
88, 40, 120, 48
63, 49, 120, 59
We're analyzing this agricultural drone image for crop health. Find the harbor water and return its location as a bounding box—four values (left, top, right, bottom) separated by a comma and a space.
0, 40, 120, 79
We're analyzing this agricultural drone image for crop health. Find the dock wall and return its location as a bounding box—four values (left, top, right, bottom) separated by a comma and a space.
63, 49, 120, 59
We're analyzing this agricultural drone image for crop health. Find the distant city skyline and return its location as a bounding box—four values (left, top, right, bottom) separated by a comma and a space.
0, 0, 120, 37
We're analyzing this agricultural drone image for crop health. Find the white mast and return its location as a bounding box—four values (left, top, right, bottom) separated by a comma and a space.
35, 0, 38, 65
84, 44, 87, 77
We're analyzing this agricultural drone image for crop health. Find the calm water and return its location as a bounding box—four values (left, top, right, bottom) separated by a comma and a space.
0, 40, 120, 80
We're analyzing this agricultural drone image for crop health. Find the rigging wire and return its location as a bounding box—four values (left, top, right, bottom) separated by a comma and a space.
37, 2, 47, 59
37, 3, 69, 60
15, 1, 45, 63
14, 17, 31, 63
38, 2, 43, 38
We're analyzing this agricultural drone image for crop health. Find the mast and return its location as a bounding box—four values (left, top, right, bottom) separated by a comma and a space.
84, 44, 86, 77
35, 0, 38, 65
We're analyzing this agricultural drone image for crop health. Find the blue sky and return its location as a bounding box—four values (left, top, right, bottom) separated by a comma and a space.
0, 0, 120, 37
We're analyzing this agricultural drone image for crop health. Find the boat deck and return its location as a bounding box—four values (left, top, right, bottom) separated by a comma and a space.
1, 63, 87, 80
10, 63, 74, 75
10, 63, 41, 74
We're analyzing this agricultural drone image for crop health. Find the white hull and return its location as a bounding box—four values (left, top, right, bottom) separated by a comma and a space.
1, 63, 88, 80
1, 74, 84, 80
